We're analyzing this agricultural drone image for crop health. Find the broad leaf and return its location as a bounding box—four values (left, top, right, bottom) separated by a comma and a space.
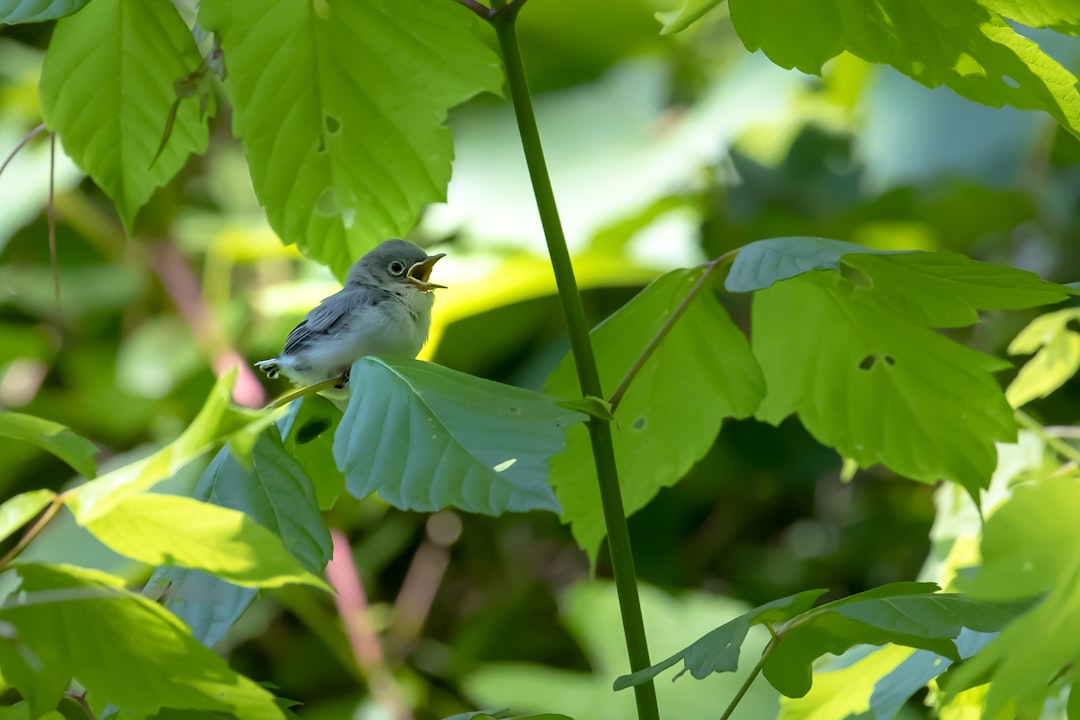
843, 253, 1069, 328
39, 0, 209, 233
278, 395, 345, 510
144, 429, 332, 645
724, 237, 900, 293
981, 0, 1080, 33
752, 271, 1015, 495
654, 0, 724, 34
0, 563, 284, 718
75, 492, 328, 590
727, 0, 1080, 138
0, 489, 55, 544
335, 358, 577, 515
0, 0, 88, 25
199, 0, 503, 275
0, 635, 68, 718
1006, 308, 1080, 407
0, 411, 97, 478
548, 268, 764, 559
615, 589, 826, 690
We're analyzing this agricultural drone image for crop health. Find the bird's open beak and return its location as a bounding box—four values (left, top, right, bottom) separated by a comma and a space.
406, 253, 447, 290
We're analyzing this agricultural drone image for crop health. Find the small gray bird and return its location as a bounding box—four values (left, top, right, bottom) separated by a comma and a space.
255, 239, 445, 387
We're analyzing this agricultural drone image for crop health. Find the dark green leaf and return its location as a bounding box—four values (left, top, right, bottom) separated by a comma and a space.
554, 396, 616, 423
335, 358, 578, 515
752, 271, 1015, 495
0, 489, 55, 544
0, 563, 284, 718
0, 412, 97, 478
39, 0, 209, 233
198, 0, 503, 275
0, 635, 68, 718
725, 237, 902, 293
727, 0, 1080, 138
549, 268, 764, 560
0, 0, 88, 24
278, 395, 345, 510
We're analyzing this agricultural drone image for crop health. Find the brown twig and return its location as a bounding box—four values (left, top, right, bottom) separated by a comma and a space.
326, 529, 411, 720
0, 494, 65, 569
0, 122, 46, 180
608, 249, 739, 413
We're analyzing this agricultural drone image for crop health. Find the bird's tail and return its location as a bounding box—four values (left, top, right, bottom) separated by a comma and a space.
254, 359, 281, 379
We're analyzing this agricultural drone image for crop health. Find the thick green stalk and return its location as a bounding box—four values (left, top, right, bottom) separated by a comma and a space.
490, 8, 660, 720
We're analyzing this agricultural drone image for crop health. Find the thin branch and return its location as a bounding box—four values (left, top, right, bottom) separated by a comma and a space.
1017, 409, 1080, 466
608, 248, 740, 413
449, 0, 492, 19
0, 122, 46, 181
48, 132, 60, 310
268, 376, 346, 409
326, 529, 412, 720
718, 637, 775, 720
0, 494, 65, 569
492, 0, 529, 19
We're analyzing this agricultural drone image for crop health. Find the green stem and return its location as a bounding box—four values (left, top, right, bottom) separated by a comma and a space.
0, 494, 65, 569
1016, 409, 1080, 466
490, 8, 659, 720
719, 636, 774, 720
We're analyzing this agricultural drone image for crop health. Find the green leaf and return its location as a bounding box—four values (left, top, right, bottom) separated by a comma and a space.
0, 635, 68, 718
752, 271, 1015, 496
724, 237, 901, 293
198, 0, 503, 275
981, 0, 1080, 33
554, 396, 616, 423
548, 268, 764, 559
0, 563, 285, 718
843, 252, 1069, 328
335, 358, 577, 515
0, 412, 97, 478
38, 0, 209, 233
727, 0, 1080, 138
0, 489, 55, 544
74, 492, 329, 590
65, 370, 270, 522
278, 395, 345, 510
0, 0, 89, 24
778, 645, 916, 720
654, 0, 724, 34
764, 583, 1029, 698
1006, 308, 1080, 407
615, 589, 826, 690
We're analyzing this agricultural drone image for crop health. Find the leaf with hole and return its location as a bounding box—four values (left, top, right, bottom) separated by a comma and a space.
0, 564, 285, 718
0, 412, 97, 478
39, 0, 210, 233
752, 271, 1015, 496
198, 0, 503, 274
334, 358, 578, 515
278, 395, 345, 510
548, 268, 764, 560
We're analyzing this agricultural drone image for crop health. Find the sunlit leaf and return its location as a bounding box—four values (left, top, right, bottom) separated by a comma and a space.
778, 645, 915, 720
39, 0, 209, 233
981, 0, 1080, 33
0, 412, 97, 478
198, 0, 503, 275
724, 236, 900, 293
0, 489, 55, 545
76, 492, 329, 590
0, 0, 89, 24
548, 268, 764, 560
752, 271, 1015, 496
335, 358, 578, 515
0, 563, 284, 718
727, 0, 1080, 138
1006, 308, 1080, 407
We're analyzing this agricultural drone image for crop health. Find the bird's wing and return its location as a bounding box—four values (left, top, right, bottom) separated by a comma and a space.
282, 285, 387, 356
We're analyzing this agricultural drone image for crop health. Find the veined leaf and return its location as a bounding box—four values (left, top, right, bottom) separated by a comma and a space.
0, 563, 284, 718
752, 271, 1015, 496
0, 489, 56, 545
76, 492, 329, 591
724, 236, 903, 293
0, 412, 97, 478
727, 0, 1080, 138
1006, 308, 1080, 407
0, 0, 89, 25
335, 358, 578, 515
548, 268, 764, 560
654, 0, 725, 34
199, 0, 503, 275
39, 0, 209, 233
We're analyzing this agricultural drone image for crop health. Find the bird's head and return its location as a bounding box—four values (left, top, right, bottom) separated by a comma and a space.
346, 239, 446, 292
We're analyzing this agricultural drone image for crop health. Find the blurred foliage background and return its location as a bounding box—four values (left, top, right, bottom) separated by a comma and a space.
2, 1, 1080, 718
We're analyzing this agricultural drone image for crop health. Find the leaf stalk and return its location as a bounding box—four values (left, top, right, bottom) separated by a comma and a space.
718, 635, 774, 720
0, 494, 66, 569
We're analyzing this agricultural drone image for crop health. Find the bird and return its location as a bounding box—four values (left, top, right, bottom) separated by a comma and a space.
255, 239, 445, 387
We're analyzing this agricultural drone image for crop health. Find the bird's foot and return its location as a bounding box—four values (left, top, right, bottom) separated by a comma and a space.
333, 369, 350, 390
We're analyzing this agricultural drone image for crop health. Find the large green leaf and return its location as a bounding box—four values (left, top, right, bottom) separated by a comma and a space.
75, 492, 328, 590
548, 268, 764, 559
0, 563, 284, 718
335, 358, 577, 515
752, 271, 1015, 495
0, 489, 55, 545
0, 0, 88, 25
38, 0, 209, 233
1006, 308, 1080, 407
198, 0, 503, 275
0, 411, 97, 478
724, 237, 899, 293
727, 0, 1080, 138
981, 0, 1080, 33
278, 395, 345, 510
0, 634, 68, 718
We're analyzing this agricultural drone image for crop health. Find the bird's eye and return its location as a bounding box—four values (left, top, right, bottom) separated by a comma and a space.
388, 260, 406, 276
